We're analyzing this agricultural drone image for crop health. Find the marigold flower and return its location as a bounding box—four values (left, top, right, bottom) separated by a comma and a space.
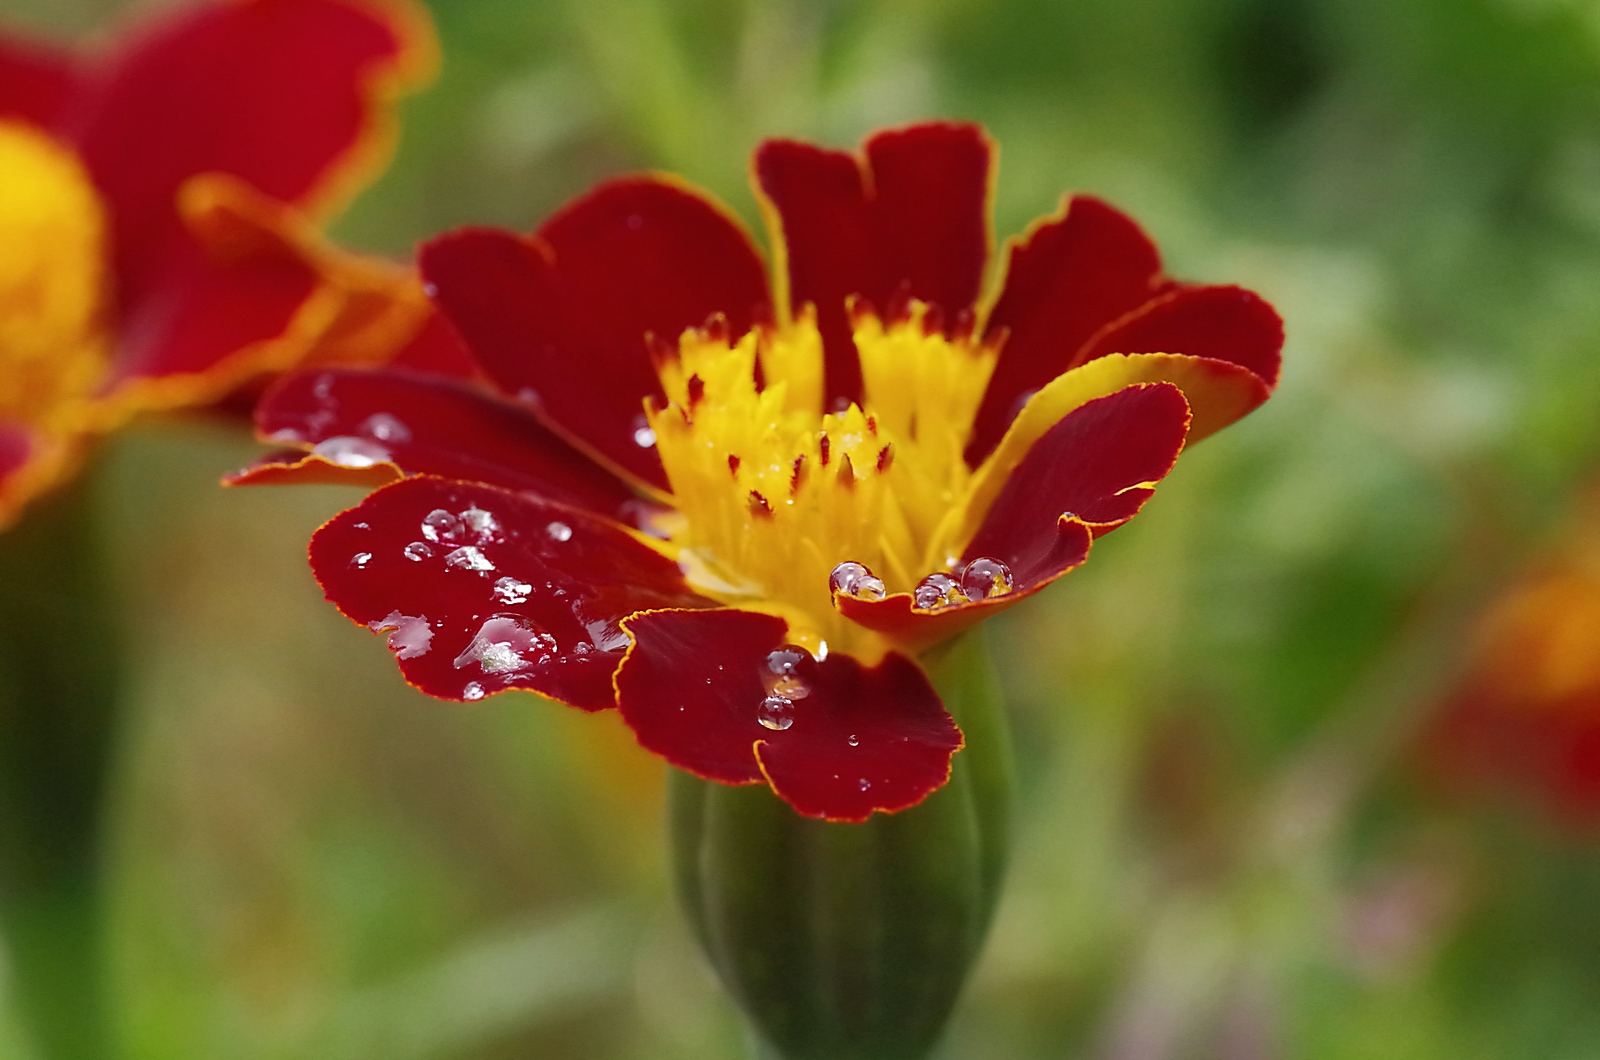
241, 122, 1283, 821
1422, 500, 1600, 828
0, 0, 438, 528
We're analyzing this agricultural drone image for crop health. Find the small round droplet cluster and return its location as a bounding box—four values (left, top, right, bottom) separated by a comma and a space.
755, 644, 818, 731
912, 572, 964, 611
829, 561, 887, 601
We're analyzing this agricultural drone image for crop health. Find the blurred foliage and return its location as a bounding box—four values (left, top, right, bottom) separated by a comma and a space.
6, 0, 1600, 1056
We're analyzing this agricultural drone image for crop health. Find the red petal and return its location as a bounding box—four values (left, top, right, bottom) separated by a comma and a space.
969, 196, 1168, 465
387, 308, 480, 379
70, 0, 429, 299
104, 236, 321, 394
0, 34, 81, 127
310, 477, 711, 710
420, 178, 770, 490
1074, 284, 1283, 389
754, 122, 993, 405
239, 369, 639, 517
840, 384, 1189, 653
616, 609, 963, 821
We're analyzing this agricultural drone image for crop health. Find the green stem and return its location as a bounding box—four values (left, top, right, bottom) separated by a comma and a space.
0, 474, 121, 1060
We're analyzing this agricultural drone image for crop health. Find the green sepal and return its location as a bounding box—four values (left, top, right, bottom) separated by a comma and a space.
669, 631, 1014, 1060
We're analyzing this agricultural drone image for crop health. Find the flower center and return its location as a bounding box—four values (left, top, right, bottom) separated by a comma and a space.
646, 303, 1000, 655
0, 120, 110, 430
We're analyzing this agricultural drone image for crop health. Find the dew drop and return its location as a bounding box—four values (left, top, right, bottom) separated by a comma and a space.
913, 572, 963, 611
584, 619, 630, 652
368, 611, 432, 659
444, 545, 495, 572
453, 616, 557, 674
349, 552, 372, 570
459, 506, 499, 540
403, 541, 433, 562
757, 694, 795, 731
762, 645, 816, 700
462, 681, 485, 701
311, 435, 389, 468
829, 560, 887, 601
858, 778, 872, 792
420, 508, 462, 542
847, 734, 860, 748
960, 556, 1014, 601
633, 425, 657, 448
359, 412, 411, 444
546, 521, 573, 543
493, 576, 533, 604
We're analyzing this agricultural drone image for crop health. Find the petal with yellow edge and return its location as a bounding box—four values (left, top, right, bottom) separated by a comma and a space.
615, 608, 962, 821
420, 177, 771, 493
310, 476, 713, 710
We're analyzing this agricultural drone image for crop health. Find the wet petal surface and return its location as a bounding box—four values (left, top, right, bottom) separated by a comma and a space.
311, 477, 711, 710
617, 608, 962, 821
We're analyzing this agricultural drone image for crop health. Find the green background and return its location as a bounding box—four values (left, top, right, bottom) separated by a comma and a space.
6, 0, 1600, 1055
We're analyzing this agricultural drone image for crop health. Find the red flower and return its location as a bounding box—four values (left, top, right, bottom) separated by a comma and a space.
241, 122, 1283, 821
0, 0, 437, 527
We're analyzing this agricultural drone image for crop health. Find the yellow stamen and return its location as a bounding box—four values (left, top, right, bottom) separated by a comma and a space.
0, 120, 109, 432
647, 304, 999, 656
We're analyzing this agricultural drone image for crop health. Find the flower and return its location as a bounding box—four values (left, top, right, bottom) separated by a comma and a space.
1421, 494, 1600, 829
241, 122, 1283, 821
0, 0, 438, 528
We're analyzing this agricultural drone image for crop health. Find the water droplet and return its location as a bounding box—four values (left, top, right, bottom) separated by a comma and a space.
351, 552, 372, 569
312, 374, 336, 402
423, 282, 439, 298
453, 616, 557, 674
847, 734, 859, 747
762, 645, 816, 700
420, 509, 462, 542
459, 506, 498, 540
462, 681, 485, 701
757, 694, 795, 731
359, 412, 411, 444
626, 212, 644, 231
633, 423, 657, 448
913, 572, 963, 611
368, 611, 432, 659
354, 522, 370, 531
493, 576, 533, 604
311, 435, 389, 468
546, 521, 573, 542
960, 556, 1014, 601
403, 541, 433, 562
829, 560, 886, 601
444, 545, 495, 572
584, 619, 630, 652
858, 778, 872, 792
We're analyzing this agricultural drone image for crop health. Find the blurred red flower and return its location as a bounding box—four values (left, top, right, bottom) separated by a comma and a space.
0, 0, 440, 527
1422, 498, 1600, 828
240, 122, 1283, 820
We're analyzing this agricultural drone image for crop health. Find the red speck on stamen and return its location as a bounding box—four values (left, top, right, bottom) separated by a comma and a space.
866, 415, 878, 436
703, 312, 730, 345
819, 434, 831, 466
728, 454, 741, 477
791, 454, 807, 494
748, 490, 774, 518
686, 374, 705, 409
838, 454, 855, 490
876, 444, 894, 473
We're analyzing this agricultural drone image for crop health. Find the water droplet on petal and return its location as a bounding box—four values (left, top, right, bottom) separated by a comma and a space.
368, 611, 432, 659
444, 545, 495, 572
421, 509, 462, 542
960, 556, 1014, 601
359, 412, 411, 444
913, 572, 963, 611
633, 424, 657, 449
829, 560, 886, 601
757, 694, 795, 731
312, 435, 389, 468
546, 521, 573, 542
351, 552, 372, 569
462, 681, 485, 701
459, 506, 498, 540
584, 619, 630, 652
762, 645, 816, 700
403, 541, 433, 562
858, 778, 872, 792
493, 576, 533, 604
453, 616, 557, 674
847, 734, 859, 747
